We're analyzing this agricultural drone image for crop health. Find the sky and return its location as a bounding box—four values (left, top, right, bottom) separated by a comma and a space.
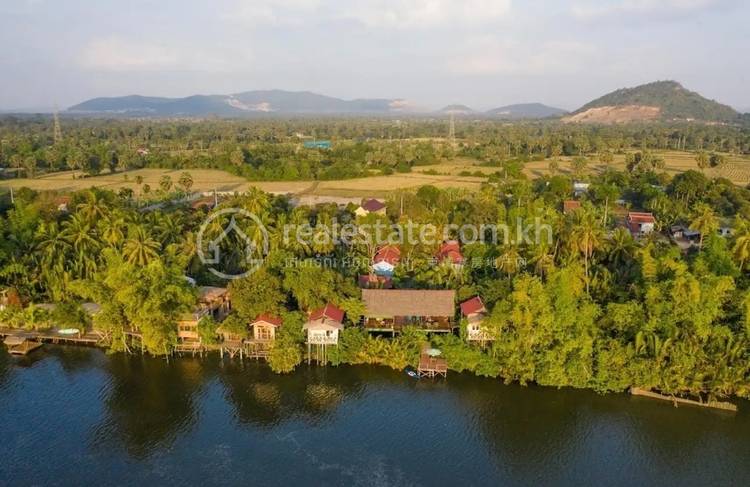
1, 0, 749, 112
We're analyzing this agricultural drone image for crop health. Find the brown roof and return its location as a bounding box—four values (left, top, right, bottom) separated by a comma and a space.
460, 297, 486, 316
627, 212, 655, 223
191, 196, 216, 210
563, 200, 581, 213
251, 314, 282, 327
358, 274, 394, 289
361, 198, 386, 212
362, 289, 455, 318
198, 286, 228, 303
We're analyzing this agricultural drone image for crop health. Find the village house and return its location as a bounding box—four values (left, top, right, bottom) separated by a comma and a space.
175, 286, 231, 355
361, 289, 456, 334
249, 314, 282, 342
436, 241, 464, 266
190, 195, 217, 211
355, 198, 387, 218
460, 297, 492, 343
54, 195, 72, 212
358, 274, 393, 289
573, 182, 590, 197
627, 212, 656, 237
563, 200, 581, 214
304, 303, 345, 345
372, 245, 401, 276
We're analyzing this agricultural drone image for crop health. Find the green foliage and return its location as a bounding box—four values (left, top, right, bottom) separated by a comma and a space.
268, 311, 304, 373
218, 312, 248, 338
228, 268, 285, 320
197, 315, 219, 345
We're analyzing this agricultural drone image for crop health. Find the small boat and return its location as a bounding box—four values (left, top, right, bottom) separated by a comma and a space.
405, 368, 419, 379
57, 328, 80, 336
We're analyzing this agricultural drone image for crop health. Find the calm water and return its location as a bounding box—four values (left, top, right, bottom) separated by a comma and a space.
0, 346, 748, 486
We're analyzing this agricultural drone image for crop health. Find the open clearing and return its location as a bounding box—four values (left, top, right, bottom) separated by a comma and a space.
2, 151, 748, 199
523, 151, 750, 184
0, 168, 485, 199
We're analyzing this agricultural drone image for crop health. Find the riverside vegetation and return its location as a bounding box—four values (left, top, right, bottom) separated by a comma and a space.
1, 118, 750, 402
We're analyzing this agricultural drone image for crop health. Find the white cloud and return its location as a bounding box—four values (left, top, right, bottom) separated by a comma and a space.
572, 0, 728, 21
340, 0, 512, 28
78, 37, 252, 73
226, 0, 511, 29
448, 37, 597, 76
229, 0, 321, 26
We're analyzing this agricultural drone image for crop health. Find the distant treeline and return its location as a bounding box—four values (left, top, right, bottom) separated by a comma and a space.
1, 117, 749, 181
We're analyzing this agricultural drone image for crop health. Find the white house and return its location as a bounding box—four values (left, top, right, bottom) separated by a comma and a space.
304, 303, 345, 345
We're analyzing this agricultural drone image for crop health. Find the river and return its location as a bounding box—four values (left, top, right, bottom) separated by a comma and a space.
0, 346, 748, 486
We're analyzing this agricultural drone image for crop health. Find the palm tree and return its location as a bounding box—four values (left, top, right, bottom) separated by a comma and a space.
606, 227, 636, 267
98, 213, 126, 248
568, 209, 604, 294
123, 225, 160, 266
732, 219, 750, 271
61, 213, 100, 277
689, 203, 719, 250
77, 190, 109, 223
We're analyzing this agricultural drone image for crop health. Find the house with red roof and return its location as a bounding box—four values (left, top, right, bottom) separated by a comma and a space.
563, 200, 581, 214
355, 198, 387, 217
373, 245, 401, 276
436, 240, 464, 266
460, 297, 492, 343
627, 212, 656, 237
304, 303, 345, 345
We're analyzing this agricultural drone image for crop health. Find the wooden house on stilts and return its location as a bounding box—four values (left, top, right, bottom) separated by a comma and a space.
304, 303, 345, 364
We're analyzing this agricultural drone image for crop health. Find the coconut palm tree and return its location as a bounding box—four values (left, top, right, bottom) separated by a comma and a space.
568, 210, 604, 294
76, 190, 109, 223
731, 219, 750, 271
689, 203, 719, 250
61, 213, 100, 277
123, 225, 160, 266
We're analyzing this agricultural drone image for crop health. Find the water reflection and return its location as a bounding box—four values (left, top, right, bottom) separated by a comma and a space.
217, 360, 364, 427
93, 354, 209, 459
1, 346, 749, 486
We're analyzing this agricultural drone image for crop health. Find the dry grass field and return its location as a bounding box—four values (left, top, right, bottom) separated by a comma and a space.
523, 151, 750, 184
2, 150, 748, 199
0, 167, 484, 199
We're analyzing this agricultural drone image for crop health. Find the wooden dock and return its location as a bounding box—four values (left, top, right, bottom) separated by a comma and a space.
630, 387, 738, 412
0, 328, 103, 347
3, 335, 43, 355
417, 355, 448, 378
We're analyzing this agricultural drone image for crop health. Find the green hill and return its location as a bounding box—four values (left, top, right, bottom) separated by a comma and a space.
573, 80, 738, 122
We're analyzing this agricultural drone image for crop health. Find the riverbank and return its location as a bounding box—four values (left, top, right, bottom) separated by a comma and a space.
1, 327, 745, 413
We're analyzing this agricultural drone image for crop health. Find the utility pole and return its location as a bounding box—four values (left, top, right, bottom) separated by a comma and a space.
448, 113, 456, 146
53, 106, 63, 144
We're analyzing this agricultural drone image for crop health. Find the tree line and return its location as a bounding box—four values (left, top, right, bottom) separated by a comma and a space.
2, 163, 750, 400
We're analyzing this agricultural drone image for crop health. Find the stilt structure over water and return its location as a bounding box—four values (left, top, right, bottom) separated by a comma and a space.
304, 304, 345, 365
3, 335, 43, 355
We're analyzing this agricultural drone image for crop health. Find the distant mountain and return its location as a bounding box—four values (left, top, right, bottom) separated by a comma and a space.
439, 104, 475, 115
566, 80, 739, 123
485, 103, 567, 119
68, 90, 410, 116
